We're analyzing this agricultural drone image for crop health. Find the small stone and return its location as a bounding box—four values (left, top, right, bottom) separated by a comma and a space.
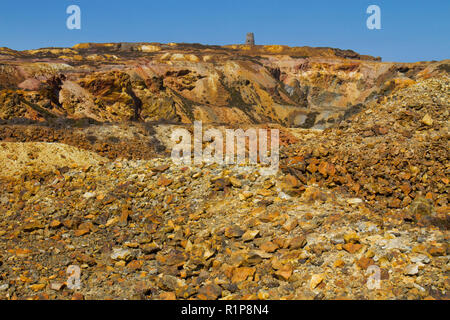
258, 211, 280, 223
159, 292, 176, 300
310, 274, 325, 290
333, 259, 345, 268
229, 177, 242, 188
260, 241, 279, 253
257, 189, 273, 197
344, 232, 360, 244
275, 265, 293, 281
141, 242, 161, 254
428, 245, 446, 257
347, 198, 363, 205
0, 284, 9, 291
411, 254, 430, 264
127, 260, 144, 271
282, 218, 298, 232
302, 186, 326, 202
331, 236, 345, 245
263, 179, 275, 189
23, 221, 44, 232
342, 243, 363, 254
283, 174, 300, 188
29, 283, 46, 292
111, 248, 134, 262
243, 252, 264, 267
258, 290, 270, 300
198, 283, 222, 300
156, 249, 187, 266
288, 235, 307, 249
158, 274, 183, 291
356, 257, 374, 270
239, 191, 253, 200
242, 230, 260, 242
278, 192, 291, 200
49, 220, 62, 228
405, 264, 419, 276
15, 248, 32, 258
192, 172, 202, 179
83, 192, 96, 199
212, 178, 230, 191
224, 225, 245, 238
157, 176, 173, 187
71, 293, 85, 300
74, 229, 90, 237
421, 114, 433, 126
50, 282, 65, 291
115, 261, 126, 267
231, 267, 256, 283
153, 164, 170, 173
365, 250, 375, 258
106, 217, 119, 227
318, 161, 336, 177
124, 242, 140, 248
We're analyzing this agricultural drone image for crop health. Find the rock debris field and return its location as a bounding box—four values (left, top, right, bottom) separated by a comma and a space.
0, 43, 448, 300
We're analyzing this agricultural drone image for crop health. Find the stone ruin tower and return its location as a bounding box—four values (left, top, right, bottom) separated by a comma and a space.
245, 33, 255, 46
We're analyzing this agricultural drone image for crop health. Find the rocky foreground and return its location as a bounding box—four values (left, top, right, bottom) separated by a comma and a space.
0, 43, 448, 300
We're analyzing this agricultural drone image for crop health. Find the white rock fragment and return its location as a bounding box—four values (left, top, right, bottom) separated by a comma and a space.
83, 192, 96, 199
278, 192, 291, 200
111, 248, 134, 262
404, 264, 419, 276
347, 198, 363, 205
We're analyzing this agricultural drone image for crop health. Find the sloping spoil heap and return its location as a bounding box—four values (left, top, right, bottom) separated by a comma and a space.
0, 158, 448, 300
281, 75, 449, 222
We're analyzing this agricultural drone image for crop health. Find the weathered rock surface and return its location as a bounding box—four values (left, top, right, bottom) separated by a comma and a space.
1, 43, 448, 128
0, 43, 448, 301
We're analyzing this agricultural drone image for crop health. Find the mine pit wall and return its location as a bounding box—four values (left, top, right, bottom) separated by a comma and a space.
262, 58, 425, 129
0, 44, 447, 130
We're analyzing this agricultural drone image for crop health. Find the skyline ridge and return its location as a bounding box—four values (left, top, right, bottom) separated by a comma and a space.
0, 0, 448, 62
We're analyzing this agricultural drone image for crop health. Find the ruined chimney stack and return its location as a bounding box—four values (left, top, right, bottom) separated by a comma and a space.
245, 33, 255, 46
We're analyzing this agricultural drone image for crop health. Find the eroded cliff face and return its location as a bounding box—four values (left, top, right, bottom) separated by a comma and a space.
0, 43, 448, 128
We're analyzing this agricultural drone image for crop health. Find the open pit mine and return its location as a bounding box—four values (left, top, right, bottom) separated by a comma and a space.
0, 42, 448, 300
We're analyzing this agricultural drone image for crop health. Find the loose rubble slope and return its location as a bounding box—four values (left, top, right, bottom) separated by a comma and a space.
0, 156, 448, 300
0, 142, 106, 178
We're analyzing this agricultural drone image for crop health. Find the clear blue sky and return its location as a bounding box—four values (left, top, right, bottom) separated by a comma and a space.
0, 0, 449, 62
